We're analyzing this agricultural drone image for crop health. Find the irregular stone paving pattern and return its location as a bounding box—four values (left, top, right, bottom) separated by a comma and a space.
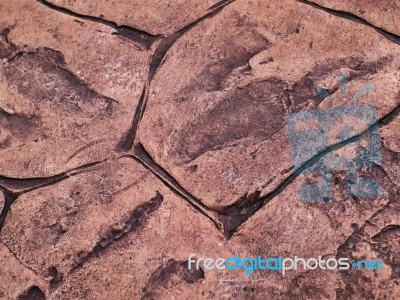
0, 0, 399, 299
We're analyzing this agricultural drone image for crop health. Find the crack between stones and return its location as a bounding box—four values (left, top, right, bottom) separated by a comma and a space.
122, 143, 225, 232
36, 0, 163, 50
116, 86, 147, 151
297, 0, 400, 45
116, 0, 237, 152
0, 161, 104, 194
0, 160, 107, 232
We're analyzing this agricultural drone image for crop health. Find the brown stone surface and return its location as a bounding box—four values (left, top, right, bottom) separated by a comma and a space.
0, 0, 399, 299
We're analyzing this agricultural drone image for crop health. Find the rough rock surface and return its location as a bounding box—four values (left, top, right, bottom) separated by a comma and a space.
0, 0, 399, 299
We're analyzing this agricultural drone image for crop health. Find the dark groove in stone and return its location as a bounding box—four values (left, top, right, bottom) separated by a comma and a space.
0, 161, 102, 194
0, 190, 18, 234
371, 225, 400, 241
36, 0, 163, 49
116, 86, 147, 152
298, 0, 400, 45
1, 28, 12, 45
0, 161, 104, 232
70, 192, 164, 273
0, 28, 16, 59
207, 0, 235, 11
